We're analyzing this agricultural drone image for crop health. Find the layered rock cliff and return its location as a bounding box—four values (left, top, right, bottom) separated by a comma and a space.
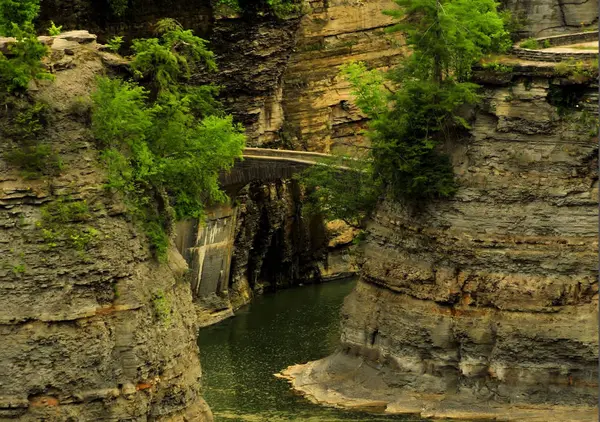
40, 0, 598, 150
0, 33, 211, 421
282, 63, 599, 420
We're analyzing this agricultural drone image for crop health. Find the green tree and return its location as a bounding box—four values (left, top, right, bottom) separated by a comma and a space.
0, 24, 51, 94
298, 150, 381, 227
385, 0, 510, 83
0, 0, 39, 36
92, 20, 245, 259
302, 0, 510, 222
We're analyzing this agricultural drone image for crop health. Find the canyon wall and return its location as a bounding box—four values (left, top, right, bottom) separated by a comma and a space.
43, 0, 599, 150
283, 63, 599, 420
176, 180, 330, 326
0, 34, 211, 421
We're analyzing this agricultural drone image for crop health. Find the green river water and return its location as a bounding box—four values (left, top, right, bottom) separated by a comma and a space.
198, 278, 430, 422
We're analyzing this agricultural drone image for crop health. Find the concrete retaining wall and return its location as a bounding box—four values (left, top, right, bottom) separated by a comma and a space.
512, 31, 598, 62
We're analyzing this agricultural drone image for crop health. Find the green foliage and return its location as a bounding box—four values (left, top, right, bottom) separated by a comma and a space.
3, 100, 62, 179
554, 58, 598, 80
298, 153, 381, 227
0, 0, 39, 36
369, 79, 479, 199
520, 38, 539, 49
499, 9, 528, 42
41, 198, 91, 224
68, 95, 93, 120
339, 62, 387, 118
481, 61, 514, 72
107, 35, 124, 53
303, 0, 510, 223
5, 144, 62, 179
385, 0, 511, 82
0, 25, 53, 94
131, 19, 216, 98
92, 23, 245, 260
151, 290, 172, 325
12, 263, 26, 275
48, 21, 62, 36
298, 63, 385, 225
213, 0, 242, 15
37, 199, 99, 253
266, 0, 304, 18
376, 0, 508, 197
213, 0, 303, 18
109, 0, 128, 16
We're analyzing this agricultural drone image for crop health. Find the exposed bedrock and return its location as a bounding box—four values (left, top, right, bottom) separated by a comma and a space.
0, 35, 211, 420
500, 0, 598, 37
281, 69, 599, 420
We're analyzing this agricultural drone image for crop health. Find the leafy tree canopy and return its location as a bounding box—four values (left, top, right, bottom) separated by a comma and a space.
0, 0, 39, 36
385, 0, 511, 82
92, 20, 245, 259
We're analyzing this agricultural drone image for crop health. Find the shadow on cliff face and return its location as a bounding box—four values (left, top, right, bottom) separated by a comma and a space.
38, 0, 214, 43
232, 179, 326, 302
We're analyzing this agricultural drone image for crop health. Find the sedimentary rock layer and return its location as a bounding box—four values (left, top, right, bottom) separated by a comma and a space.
282, 65, 599, 421
0, 34, 211, 421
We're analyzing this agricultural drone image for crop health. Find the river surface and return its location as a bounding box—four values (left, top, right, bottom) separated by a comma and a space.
198, 278, 430, 422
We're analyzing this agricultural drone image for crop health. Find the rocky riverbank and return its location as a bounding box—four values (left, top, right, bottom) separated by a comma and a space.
280, 62, 599, 421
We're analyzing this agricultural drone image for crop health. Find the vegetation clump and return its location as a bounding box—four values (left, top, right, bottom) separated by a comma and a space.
213, 0, 304, 18
554, 58, 599, 81
108, 0, 129, 16
0, 0, 39, 36
3, 100, 62, 179
151, 290, 172, 325
0, 1, 59, 179
519, 38, 540, 49
0, 25, 52, 94
37, 199, 99, 253
481, 61, 514, 73
91, 19, 245, 260
106, 35, 124, 53
48, 21, 62, 36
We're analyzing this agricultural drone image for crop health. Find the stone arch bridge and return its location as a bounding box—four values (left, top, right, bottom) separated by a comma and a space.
175, 147, 341, 311
219, 147, 336, 191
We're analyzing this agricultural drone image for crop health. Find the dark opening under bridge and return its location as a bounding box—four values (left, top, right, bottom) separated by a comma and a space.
177, 147, 347, 315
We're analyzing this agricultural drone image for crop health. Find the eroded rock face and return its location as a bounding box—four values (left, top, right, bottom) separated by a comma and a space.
279, 0, 403, 152
0, 34, 211, 421
282, 67, 599, 420
228, 180, 326, 309
501, 0, 598, 37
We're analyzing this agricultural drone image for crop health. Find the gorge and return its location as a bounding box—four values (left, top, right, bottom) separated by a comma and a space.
0, 0, 598, 421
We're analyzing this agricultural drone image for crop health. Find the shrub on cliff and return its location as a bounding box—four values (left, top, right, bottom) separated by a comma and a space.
92, 20, 245, 259
0, 25, 52, 94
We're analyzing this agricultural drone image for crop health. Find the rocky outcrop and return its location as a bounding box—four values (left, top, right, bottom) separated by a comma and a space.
500, 0, 598, 37
206, 0, 404, 150
0, 33, 211, 421
279, 0, 403, 152
229, 180, 325, 304
281, 64, 599, 420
